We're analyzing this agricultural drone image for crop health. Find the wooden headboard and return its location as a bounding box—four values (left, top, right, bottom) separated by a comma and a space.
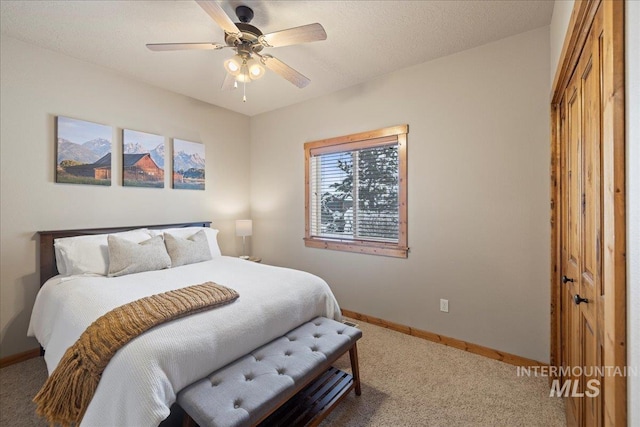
37, 221, 212, 286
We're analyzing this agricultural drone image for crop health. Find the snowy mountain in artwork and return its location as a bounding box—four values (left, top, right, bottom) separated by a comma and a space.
82, 138, 111, 158
173, 151, 205, 172
123, 142, 165, 168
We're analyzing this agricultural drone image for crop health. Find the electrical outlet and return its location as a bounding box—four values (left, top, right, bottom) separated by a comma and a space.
440, 299, 449, 313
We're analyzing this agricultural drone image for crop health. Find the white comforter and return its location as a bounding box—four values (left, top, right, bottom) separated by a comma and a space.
28, 256, 341, 427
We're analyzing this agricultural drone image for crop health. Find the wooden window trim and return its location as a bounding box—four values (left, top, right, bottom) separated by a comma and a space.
308, 135, 398, 156
304, 125, 408, 258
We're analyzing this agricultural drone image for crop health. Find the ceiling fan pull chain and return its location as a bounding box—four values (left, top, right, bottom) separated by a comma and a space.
243, 79, 247, 102
242, 60, 247, 102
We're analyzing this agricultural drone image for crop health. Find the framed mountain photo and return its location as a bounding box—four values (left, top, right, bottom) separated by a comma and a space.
122, 129, 165, 188
56, 116, 112, 186
172, 139, 205, 190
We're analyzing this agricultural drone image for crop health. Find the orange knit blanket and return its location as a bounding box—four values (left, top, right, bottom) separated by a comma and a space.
33, 282, 239, 426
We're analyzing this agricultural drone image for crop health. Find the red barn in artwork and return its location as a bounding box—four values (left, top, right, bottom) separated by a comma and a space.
123, 153, 163, 183
64, 153, 163, 183
64, 153, 112, 180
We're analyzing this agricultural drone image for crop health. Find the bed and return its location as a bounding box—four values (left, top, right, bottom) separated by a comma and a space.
29, 222, 342, 427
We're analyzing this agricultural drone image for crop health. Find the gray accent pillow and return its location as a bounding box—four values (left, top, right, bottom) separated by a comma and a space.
164, 230, 212, 267
107, 235, 171, 277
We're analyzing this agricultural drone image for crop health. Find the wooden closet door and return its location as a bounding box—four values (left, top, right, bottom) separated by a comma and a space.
578, 8, 603, 426
560, 5, 604, 426
552, 1, 626, 425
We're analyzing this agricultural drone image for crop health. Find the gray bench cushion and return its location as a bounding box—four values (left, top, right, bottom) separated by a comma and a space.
178, 317, 362, 427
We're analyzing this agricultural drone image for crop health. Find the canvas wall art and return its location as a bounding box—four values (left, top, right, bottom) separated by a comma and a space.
173, 139, 205, 190
56, 116, 112, 185
123, 129, 165, 188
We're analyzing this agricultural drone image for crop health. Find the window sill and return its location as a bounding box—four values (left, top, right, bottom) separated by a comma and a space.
303, 237, 408, 258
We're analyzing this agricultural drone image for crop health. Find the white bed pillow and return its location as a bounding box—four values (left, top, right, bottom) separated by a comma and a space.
163, 230, 212, 267
54, 229, 152, 276
54, 246, 68, 276
107, 235, 171, 277
150, 227, 221, 257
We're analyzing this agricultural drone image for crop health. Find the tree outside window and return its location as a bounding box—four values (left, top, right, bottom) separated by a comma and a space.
304, 125, 408, 258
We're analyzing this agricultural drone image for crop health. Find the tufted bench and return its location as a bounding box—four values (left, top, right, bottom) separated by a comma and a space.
178, 317, 362, 427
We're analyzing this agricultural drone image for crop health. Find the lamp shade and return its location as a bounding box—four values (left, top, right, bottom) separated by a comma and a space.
235, 220, 253, 237
224, 56, 242, 76
235, 69, 252, 83
246, 57, 265, 80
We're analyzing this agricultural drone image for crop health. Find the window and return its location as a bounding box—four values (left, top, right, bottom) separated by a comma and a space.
304, 125, 408, 258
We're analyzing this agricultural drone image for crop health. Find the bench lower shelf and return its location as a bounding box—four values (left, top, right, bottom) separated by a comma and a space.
259, 367, 354, 427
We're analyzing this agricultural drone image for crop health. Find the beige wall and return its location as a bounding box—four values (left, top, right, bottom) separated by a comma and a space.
250, 27, 550, 363
0, 37, 251, 358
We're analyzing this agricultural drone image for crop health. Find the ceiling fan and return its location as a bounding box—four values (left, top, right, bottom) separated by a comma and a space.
146, 1, 327, 100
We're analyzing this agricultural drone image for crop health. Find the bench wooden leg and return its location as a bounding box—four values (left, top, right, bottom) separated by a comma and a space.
182, 413, 196, 427
349, 343, 361, 396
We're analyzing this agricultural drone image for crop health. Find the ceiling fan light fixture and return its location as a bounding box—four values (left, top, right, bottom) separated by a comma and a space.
235, 70, 252, 83
224, 56, 242, 76
246, 57, 265, 80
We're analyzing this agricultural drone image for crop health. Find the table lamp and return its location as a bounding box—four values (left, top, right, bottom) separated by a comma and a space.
235, 219, 252, 259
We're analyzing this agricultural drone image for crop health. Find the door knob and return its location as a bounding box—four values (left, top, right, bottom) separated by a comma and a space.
562, 275, 575, 284
574, 294, 588, 305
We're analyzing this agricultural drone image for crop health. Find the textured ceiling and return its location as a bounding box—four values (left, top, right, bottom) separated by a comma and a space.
0, 1, 553, 116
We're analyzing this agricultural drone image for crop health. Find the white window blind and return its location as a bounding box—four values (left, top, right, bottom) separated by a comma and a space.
310, 143, 399, 243
304, 124, 408, 258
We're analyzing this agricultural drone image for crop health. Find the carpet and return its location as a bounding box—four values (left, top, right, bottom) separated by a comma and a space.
0, 318, 564, 426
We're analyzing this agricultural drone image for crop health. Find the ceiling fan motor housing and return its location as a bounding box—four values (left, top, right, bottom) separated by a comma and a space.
235, 5, 254, 23
224, 6, 264, 52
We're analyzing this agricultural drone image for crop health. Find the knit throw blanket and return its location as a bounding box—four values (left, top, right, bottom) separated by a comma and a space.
33, 282, 239, 426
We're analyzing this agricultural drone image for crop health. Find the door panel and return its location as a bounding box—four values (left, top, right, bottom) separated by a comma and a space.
580, 13, 601, 313
563, 74, 582, 425
583, 318, 600, 426
566, 82, 581, 280
579, 10, 603, 426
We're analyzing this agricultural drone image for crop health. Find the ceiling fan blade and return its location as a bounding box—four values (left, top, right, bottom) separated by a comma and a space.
221, 72, 236, 91
260, 23, 327, 47
195, 1, 240, 35
146, 42, 224, 51
261, 54, 310, 88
